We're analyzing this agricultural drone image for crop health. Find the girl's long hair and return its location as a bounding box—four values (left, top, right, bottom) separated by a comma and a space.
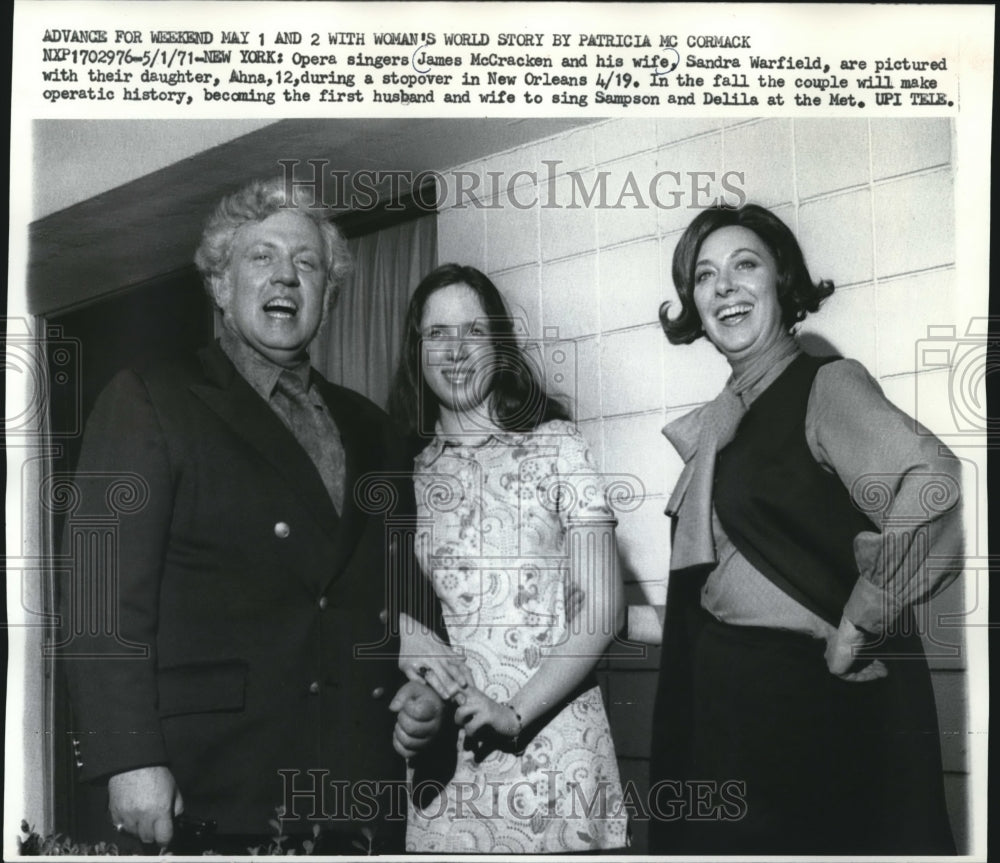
389, 264, 570, 440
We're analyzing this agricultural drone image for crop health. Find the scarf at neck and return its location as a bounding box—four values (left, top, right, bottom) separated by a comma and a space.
663, 335, 801, 571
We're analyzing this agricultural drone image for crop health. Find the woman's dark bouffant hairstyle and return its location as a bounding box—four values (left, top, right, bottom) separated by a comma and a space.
659, 203, 835, 345
389, 264, 570, 439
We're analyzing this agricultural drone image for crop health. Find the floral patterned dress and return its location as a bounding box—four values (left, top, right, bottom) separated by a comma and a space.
406, 420, 628, 853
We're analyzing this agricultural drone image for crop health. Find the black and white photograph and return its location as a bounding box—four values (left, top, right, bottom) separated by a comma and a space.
6, 2, 991, 859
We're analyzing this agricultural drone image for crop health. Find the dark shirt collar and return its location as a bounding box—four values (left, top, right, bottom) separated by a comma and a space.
219, 327, 312, 401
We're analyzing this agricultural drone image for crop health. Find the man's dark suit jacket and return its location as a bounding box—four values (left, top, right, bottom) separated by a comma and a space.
61, 340, 417, 847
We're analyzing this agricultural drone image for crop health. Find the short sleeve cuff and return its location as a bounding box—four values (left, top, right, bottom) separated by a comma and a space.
626, 604, 664, 645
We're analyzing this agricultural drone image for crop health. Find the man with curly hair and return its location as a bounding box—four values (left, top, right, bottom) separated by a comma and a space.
62, 178, 442, 853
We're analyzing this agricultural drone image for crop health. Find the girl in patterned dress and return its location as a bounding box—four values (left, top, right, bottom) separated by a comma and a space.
388, 264, 628, 853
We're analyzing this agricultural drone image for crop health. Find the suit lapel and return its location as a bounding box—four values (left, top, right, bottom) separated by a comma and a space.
315, 375, 382, 588
190, 343, 342, 539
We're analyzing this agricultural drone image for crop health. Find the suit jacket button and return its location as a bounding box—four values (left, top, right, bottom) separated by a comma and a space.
274, 521, 291, 539
308, 681, 320, 695
318, 597, 328, 610
378, 608, 388, 624
76, 760, 84, 768
371, 686, 385, 699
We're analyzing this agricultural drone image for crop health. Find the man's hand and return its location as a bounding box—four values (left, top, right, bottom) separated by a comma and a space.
389, 680, 444, 758
824, 616, 889, 682
108, 765, 184, 846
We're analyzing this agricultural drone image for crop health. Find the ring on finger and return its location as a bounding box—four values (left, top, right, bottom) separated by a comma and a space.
417, 665, 431, 678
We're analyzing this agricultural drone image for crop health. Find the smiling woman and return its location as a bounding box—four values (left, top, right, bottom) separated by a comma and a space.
650, 204, 962, 855
387, 264, 629, 853
691, 226, 785, 363
418, 283, 497, 425
661, 203, 833, 351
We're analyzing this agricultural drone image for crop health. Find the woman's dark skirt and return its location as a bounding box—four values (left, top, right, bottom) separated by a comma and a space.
649, 585, 955, 856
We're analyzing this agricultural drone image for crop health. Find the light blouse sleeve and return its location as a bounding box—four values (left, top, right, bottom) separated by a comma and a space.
546, 420, 618, 526
805, 359, 964, 636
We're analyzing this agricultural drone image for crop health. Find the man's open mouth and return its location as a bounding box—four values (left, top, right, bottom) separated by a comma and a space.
263, 298, 298, 318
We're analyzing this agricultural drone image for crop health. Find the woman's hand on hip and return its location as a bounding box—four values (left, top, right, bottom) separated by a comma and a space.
824, 616, 889, 682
